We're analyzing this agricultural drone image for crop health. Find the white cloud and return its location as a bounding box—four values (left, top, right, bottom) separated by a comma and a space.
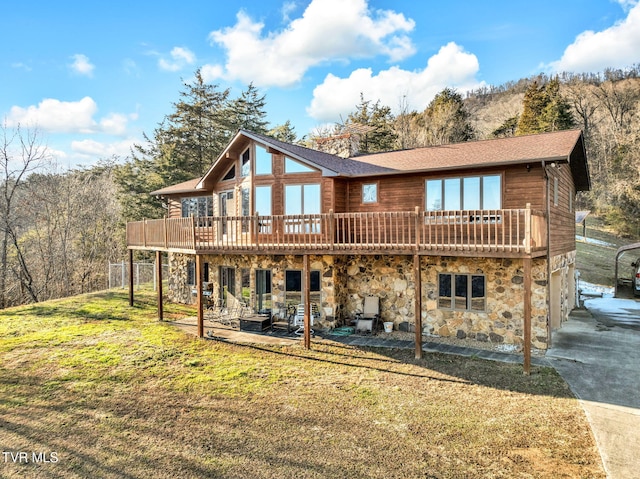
99, 113, 129, 136
281, 1, 297, 22
6, 97, 132, 136
158, 46, 196, 72
7, 97, 98, 133
548, 2, 640, 73
70, 54, 95, 77
71, 137, 138, 160
203, 0, 415, 87
307, 42, 484, 121
616, 0, 638, 12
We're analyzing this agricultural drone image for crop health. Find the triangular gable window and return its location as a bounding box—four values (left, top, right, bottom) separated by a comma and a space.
222, 165, 235, 181
285, 156, 316, 173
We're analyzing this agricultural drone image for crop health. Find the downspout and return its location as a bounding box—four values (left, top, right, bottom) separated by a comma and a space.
542, 160, 552, 347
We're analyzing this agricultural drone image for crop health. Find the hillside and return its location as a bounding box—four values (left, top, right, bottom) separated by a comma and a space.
0, 289, 604, 478
575, 215, 638, 288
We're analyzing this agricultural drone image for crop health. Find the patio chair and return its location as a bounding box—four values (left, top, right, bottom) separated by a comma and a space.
355, 296, 380, 333
293, 303, 318, 336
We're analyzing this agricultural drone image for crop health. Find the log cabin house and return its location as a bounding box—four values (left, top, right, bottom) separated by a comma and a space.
127, 128, 589, 364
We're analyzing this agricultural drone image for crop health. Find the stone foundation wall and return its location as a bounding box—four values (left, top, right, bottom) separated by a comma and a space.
167, 253, 346, 328
551, 251, 576, 326
167, 251, 563, 350
420, 256, 548, 349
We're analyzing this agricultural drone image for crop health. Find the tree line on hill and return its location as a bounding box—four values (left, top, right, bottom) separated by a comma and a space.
1, 66, 639, 307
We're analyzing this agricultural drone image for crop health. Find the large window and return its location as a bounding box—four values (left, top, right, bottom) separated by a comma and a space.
219, 267, 236, 306
255, 185, 272, 233
255, 186, 272, 215
285, 157, 315, 173
255, 145, 272, 175
255, 269, 272, 313
285, 184, 320, 215
241, 148, 251, 177
426, 175, 501, 211
285, 270, 321, 308
438, 273, 486, 312
285, 184, 321, 233
181, 197, 213, 217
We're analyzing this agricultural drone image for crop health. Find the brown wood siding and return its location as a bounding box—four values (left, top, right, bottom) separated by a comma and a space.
502, 164, 546, 210
549, 164, 576, 257
167, 198, 181, 219
321, 178, 335, 213
333, 179, 348, 213
345, 165, 546, 213
347, 175, 423, 212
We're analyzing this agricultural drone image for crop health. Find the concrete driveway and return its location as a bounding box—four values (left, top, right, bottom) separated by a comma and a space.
546, 297, 640, 479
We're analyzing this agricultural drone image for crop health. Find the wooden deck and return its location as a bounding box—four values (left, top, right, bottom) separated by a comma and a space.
127, 208, 547, 257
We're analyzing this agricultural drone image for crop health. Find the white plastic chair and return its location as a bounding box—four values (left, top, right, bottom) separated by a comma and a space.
293, 303, 318, 335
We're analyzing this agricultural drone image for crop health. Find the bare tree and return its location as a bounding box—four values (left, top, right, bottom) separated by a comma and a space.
0, 124, 52, 307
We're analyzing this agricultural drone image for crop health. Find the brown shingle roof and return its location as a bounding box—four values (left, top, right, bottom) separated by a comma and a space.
151, 178, 201, 196
353, 129, 584, 172
155, 128, 589, 197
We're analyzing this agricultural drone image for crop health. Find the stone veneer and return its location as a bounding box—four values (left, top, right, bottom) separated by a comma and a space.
167, 251, 577, 350
168, 253, 348, 327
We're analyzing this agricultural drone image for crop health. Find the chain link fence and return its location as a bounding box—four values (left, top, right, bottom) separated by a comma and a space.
108, 262, 168, 290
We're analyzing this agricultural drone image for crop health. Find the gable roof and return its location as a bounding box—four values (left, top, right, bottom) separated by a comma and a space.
154, 128, 590, 196
195, 129, 394, 190
354, 129, 590, 191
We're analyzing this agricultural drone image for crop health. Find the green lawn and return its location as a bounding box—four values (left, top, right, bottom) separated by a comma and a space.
0, 289, 604, 478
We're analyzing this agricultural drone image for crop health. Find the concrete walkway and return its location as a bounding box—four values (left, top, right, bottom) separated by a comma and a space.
171, 315, 549, 367
546, 299, 640, 479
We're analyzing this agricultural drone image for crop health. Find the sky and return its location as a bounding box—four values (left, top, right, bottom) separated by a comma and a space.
2, 0, 639, 168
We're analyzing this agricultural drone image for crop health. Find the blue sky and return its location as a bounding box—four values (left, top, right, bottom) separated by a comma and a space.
2, 0, 639, 168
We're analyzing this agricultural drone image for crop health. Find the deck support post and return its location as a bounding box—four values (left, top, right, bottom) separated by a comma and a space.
523, 257, 532, 375
196, 255, 204, 338
414, 254, 422, 359
156, 250, 163, 321
128, 249, 134, 306
303, 254, 311, 350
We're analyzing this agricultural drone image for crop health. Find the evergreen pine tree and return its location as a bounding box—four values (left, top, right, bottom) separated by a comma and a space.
422, 88, 474, 145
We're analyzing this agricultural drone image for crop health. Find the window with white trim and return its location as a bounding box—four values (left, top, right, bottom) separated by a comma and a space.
362, 183, 378, 203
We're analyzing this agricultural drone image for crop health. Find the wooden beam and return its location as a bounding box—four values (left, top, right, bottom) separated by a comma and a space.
156, 250, 163, 321
523, 257, 532, 375
303, 254, 311, 349
414, 254, 422, 359
196, 255, 204, 338
128, 249, 134, 306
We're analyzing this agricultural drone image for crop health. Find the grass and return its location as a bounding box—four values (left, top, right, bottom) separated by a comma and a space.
0, 289, 604, 478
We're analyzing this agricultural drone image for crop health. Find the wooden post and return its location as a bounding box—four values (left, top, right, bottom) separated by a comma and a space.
192, 216, 197, 251
128, 249, 134, 306
329, 209, 335, 250
156, 250, 163, 321
523, 257, 532, 375
303, 254, 311, 350
414, 206, 420, 250
524, 203, 531, 253
414, 254, 422, 359
196, 255, 204, 338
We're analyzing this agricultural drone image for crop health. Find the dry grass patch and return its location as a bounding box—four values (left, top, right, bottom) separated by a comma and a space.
0, 290, 604, 478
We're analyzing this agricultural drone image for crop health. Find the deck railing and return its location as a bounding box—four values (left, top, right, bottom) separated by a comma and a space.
126, 208, 547, 255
